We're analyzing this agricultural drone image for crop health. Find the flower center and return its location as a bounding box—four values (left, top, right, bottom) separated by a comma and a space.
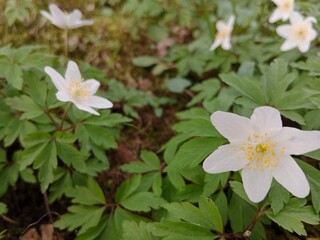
239, 133, 285, 171
68, 82, 90, 98
294, 25, 308, 40
217, 28, 229, 40
280, 0, 293, 11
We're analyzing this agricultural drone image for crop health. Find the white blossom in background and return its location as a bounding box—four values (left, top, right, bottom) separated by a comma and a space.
40, 3, 93, 29
269, 0, 294, 23
44, 61, 113, 115
276, 11, 317, 53
209, 15, 235, 51
203, 106, 320, 203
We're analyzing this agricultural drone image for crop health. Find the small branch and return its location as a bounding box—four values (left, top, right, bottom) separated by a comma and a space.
60, 103, 72, 130
43, 192, 53, 223
43, 108, 60, 130
1, 215, 17, 225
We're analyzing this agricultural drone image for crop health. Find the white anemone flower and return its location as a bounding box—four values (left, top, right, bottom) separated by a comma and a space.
210, 15, 235, 51
276, 11, 317, 53
269, 0, 294, 23
44, 61, 113, 115
40, 3, 93, 29
203, 106, 320, 203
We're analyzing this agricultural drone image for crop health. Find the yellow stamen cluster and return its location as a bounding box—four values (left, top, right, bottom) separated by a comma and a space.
68, 82, 89, 98
294, 25, 309, 40
217, 28, 230, 40
238, 133, 285, 172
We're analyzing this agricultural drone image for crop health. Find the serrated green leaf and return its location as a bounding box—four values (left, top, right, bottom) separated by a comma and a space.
230, 181, 257, 207
0, 202, 7, 215
68, 179, 106, 205
56, 142, 86, 172
150, 220, 214, 240
55, 205, 105, 234
268, 181, 290, 215
116, 174, 142, 203
266, 198, 320, 236
5, 95, 43, 119
165, 78, 191, 93
170, 137, 225, 168
132, 56, 159, 67
122, 221, 155, 240
121, 192, 167, 212
297, 160, 320, 213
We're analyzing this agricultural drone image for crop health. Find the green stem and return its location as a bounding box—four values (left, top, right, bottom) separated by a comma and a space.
200, 0, 214, 40
60, 103, 72, 130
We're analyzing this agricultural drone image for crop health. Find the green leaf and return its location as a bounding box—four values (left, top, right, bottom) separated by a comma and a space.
116, 174, 142, 203
268, 181, 290, 215
122, 221, 155, 240
55, 205, 105, 234
120, 192, 167, 212
68, 178, 106, 205
266, 198, 320, 236
56, 142, 86, 172
0, 59, 23, 90
170, 137, 225, 168
0, 202, 7, 215
121, 150, 160, 173
297, 160, 320, 213
150, 221, 215, 240
5, 95, 43, 120
165, 78, 191, 93
220, 73, 264, 104
36, 142, 57, 192
164, 195, 223, 231
132, 56, 159, 67
230, 181, 257, 207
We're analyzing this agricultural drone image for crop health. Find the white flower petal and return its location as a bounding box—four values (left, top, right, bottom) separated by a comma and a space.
275, 127, 320, 155
298, 41, 311, 53
221, 38, 231, 50
272, 155, 310, 198
82, 79, 100, 95
216, 21, 226, 31
242, 168, 273, 203
40, 10, 54, 23
65, 61, 82, 82
227, 15, 235, 28
56, 91, 72, 102
73, 102, 99, 115
290, 11, 303, 25
276, 25, 292, 38
211, 111, 253, 142
44, 66, 67, 91
308, 29, 317, 41
203, 144, 248, 173
271, 0, 282, 5
69, 9, 82, 21
269, 9, 282, 23
48, 3, 67, 29
86, 96, 113, 109
280, 39, 297, 51
250, 106, 282, 134
67, 20, 94, 29
209, 39, 221, 51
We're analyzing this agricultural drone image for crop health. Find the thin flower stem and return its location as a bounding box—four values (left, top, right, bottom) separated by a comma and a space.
64, 28, 69, 58
43, 108, 60, 129
60, 103, 72, 130
200, 0, 214, 40
218, 207, 265, 239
